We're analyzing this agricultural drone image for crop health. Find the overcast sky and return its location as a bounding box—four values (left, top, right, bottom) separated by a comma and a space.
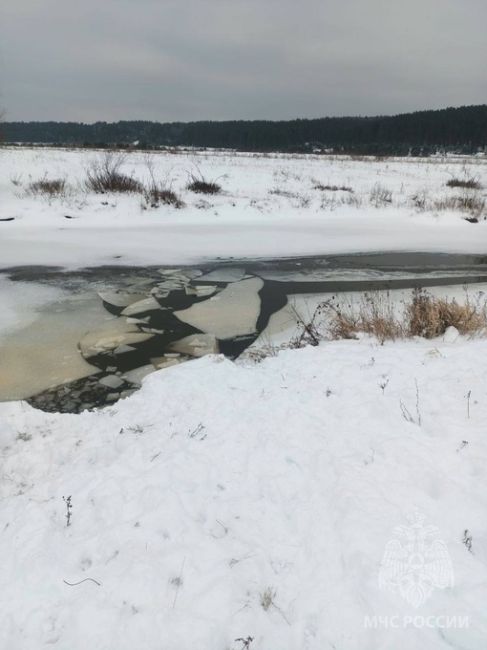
1, 0, 486, 122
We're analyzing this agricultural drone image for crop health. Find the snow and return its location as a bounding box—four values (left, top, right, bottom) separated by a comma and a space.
1, 147, 487, 268
1, 339, 487, 649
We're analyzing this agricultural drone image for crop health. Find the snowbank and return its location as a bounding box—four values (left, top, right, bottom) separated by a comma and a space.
1, 339, 486, 649
1, 148, 487, 268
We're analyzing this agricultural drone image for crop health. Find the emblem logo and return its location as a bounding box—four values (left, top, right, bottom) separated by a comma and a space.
379, 513, 454, 608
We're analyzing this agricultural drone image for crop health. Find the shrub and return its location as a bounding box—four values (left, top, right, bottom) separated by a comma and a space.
142, 186, 184, 209
407, 289, 487, 338
85, 153, 143, 194
26, 176, 68, 197
446, 177, 482, 190
186, 171, 221, 195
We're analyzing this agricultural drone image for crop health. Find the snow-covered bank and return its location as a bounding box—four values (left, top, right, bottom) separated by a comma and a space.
1, 147, 487, 268
1, 339, 487, 649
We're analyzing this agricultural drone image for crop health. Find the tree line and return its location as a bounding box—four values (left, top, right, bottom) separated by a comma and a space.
2, 104, 486, 155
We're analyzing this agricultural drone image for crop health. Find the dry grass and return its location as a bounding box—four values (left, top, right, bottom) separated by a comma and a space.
370, 183, 393, 207
410, 191, 428, 210
433, 195, 486, 219
325, 289, 487, 343
319, 193, 363, 210
406, 289, 487, 337
187, 170, 221, 195
327, 293, 402, 343
269, 188, 300, 199
143, 186, 184, 209
269, 187, 311, 207
187, 179, 221, 194
313, 182, 353, 192
142, 155, 184, 209
446, 177, 482, 190
410, 188, 486, 221
26, 177, 68, 197
85, 153, 143, 194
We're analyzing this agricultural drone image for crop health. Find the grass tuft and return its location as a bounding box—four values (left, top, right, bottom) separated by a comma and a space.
85, 153, 143, 194
187, 178, 221, 195
142, 186, 184, 209
446, 177, 482, 190
26, 177, 68, 197
407, 289, 487, 338
186, 169, 221, 195
313, 182, 353, 192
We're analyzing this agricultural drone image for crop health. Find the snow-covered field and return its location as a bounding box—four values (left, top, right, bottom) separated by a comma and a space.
2, 147, 487, 649
2, 340, 487, 649
1, 147, 486, 267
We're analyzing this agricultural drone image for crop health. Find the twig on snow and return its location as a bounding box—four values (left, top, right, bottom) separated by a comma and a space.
63, 578, 101, 587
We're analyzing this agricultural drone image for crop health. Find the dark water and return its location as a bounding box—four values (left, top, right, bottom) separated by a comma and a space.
4, 251, 487, 282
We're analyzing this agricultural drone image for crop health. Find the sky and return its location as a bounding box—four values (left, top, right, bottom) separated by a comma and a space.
1, 0, 486, 122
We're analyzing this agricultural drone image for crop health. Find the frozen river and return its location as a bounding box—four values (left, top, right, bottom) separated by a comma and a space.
1, 252, 487, 411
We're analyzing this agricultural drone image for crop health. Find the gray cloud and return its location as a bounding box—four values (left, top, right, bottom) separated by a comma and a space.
1, 0, 486, 121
